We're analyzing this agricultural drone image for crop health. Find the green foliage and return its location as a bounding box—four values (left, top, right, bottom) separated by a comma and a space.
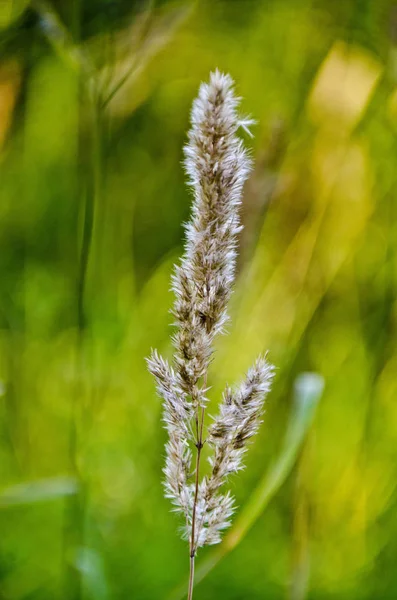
0, 0, 396, 598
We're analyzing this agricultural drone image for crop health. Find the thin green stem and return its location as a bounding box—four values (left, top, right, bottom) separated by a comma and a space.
188, 401, 205, 600
187, 554, 195, 600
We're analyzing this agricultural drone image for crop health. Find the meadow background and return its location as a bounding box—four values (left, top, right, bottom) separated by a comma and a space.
0, 0, 397, 598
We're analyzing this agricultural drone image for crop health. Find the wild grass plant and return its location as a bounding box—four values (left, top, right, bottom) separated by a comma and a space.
148, 71, 274, 599
1, 1, 396, 599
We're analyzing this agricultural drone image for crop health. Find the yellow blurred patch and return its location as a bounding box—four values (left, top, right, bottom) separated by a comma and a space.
308, 41, 382, 131
0, 60, 21, 150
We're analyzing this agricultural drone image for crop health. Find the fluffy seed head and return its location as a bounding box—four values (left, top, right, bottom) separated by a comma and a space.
172, 70, 254, 408
147, 71, 274, 551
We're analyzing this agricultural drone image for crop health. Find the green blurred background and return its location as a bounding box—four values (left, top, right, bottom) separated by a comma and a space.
1, 0, 397, 598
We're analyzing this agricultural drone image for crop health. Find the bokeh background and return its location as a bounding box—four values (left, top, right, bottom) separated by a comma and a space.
1, 0, 397, 598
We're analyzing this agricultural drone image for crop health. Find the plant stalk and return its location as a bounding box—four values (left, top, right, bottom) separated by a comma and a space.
187, 554, 195, 600
188, 403, 205, 600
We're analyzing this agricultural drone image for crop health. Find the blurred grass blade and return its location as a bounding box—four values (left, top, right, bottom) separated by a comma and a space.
102, 1, 194, 112
75, 548, 109, 600
0, 477, 79, 507
168, 373, 324, 600
32, 0, 94, 77
0, 0, 30, 30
